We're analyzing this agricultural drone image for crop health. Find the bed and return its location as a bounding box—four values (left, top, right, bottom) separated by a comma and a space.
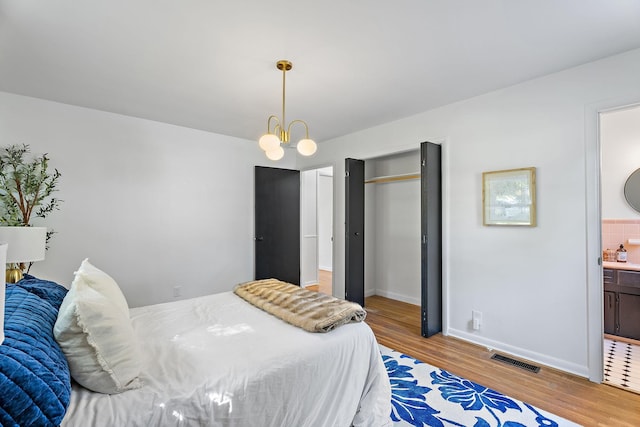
1, 263, 391, 427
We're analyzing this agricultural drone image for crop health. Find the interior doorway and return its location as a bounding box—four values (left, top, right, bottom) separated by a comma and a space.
300, 166, 334, 295
254, 166, 300, 285
599, 105, 640, 394
317, 168, 334, 295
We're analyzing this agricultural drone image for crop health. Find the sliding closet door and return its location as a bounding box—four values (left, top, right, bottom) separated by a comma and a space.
254, 166, 300, 285
421, 142, 442, 337
345, 158, 365, 306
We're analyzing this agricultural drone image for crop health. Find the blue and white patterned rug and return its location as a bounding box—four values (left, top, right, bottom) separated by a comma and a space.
381, 346, 581, 427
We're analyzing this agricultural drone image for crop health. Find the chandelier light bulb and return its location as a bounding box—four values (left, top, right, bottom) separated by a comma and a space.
259, 133, 280, 152
265, 146, 285, 161
296, 138, 317, 156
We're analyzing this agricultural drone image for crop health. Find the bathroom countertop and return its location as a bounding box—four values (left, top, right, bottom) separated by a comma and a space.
603, 261, 640, 271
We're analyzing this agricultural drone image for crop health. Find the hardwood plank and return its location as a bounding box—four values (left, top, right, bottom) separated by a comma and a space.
319, 269, 332, 295
365, 295, 640, 427
307, 270, 332, 295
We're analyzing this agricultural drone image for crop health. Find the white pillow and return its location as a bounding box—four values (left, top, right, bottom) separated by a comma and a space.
54, 260, 142, 394
73, 258, 130, 314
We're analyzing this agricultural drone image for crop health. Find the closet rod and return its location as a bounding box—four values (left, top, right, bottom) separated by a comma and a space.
364, 173, 420, 184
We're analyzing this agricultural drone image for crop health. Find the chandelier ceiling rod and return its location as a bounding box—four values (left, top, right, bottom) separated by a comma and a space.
279, 60, 289, 141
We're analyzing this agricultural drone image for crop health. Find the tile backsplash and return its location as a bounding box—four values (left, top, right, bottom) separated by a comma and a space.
602, 219, 640, 263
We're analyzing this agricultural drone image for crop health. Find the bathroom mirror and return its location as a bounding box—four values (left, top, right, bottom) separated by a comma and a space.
624, 168, 640, 213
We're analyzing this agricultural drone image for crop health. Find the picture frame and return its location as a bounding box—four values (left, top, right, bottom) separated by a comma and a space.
482, 167, 536, 226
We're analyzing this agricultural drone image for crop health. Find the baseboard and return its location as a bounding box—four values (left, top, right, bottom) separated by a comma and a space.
374, 289, 420, 306
448, 328, 588, 378
318, 266, 333, 272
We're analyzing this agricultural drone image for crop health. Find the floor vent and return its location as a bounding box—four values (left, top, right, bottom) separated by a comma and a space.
491, 354, 540, 373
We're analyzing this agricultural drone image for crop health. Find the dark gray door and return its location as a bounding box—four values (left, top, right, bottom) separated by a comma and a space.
254, 166, 300, 285
345, 158, 365, 306
421, 142, 442, 337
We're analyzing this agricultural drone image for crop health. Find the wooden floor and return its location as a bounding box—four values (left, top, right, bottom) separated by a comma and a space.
305, 269, 332, 295
317, 269, 332, 295
365, 295, 640, 427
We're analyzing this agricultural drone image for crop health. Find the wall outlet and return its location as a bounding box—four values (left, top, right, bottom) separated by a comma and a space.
173, 286, 182, 298
472, 310, 482, 330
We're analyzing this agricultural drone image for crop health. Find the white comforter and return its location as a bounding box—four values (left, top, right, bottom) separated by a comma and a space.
62, 292, 391, 427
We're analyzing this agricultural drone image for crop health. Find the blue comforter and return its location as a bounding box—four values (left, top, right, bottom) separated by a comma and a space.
1, 276, 70, 427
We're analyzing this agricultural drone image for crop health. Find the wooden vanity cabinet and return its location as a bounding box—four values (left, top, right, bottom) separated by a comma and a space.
604, 290, 616, 335
618, 293, 640, 339
603, 267, 640, 340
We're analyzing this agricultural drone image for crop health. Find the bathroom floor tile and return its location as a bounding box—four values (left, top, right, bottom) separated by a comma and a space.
603, 338, 640, 395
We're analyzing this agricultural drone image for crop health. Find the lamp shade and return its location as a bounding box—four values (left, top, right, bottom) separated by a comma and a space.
259, 134, 280, 152
297, 139, 317, 156
0, 226, 47, 263
266, 146, 285, 161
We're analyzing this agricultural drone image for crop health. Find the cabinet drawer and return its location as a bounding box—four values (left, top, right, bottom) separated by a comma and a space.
618, 270, 640, 287
603, 268, 616, 285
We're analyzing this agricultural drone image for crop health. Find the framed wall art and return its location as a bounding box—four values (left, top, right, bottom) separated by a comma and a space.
482, 167, 536, 226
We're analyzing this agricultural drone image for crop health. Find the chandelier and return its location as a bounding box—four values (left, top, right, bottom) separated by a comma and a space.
258, 60, 317, 160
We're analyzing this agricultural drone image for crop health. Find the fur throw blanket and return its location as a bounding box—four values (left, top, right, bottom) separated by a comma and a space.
234, 279, 366, 332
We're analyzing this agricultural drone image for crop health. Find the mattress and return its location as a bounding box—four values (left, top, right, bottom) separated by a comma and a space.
62, 291, 391, 426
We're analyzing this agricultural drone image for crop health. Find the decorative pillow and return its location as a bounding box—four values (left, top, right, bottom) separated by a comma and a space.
54, 260, 142, 394
1, 276, 71, 427
73, 258, 130, 314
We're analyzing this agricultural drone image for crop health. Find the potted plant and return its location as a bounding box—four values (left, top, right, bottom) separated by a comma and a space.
0, 144, 61, 277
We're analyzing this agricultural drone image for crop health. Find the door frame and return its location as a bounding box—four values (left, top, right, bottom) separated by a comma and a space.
300, 164, 337, 296
586, 97, 640, 382
339, 139, 450, 330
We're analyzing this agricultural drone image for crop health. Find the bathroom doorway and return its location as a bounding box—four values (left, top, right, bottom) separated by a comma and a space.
599, 104, 640, 394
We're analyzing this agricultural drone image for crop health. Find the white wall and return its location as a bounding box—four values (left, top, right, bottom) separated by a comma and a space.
318, 171, 333, 271
298, 48, 640, 377
300, 169, 319, 287
601, 105, 640, 219
0, 91, 294, 307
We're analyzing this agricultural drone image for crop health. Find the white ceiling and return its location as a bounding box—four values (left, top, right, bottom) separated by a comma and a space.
1, 1, 640, 143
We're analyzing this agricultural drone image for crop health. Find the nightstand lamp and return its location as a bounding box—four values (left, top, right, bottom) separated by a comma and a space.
0, 226, 47, 283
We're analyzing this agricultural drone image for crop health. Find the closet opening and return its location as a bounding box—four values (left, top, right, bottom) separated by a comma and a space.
345, 142, 442, 337
364, 150, 422, 306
